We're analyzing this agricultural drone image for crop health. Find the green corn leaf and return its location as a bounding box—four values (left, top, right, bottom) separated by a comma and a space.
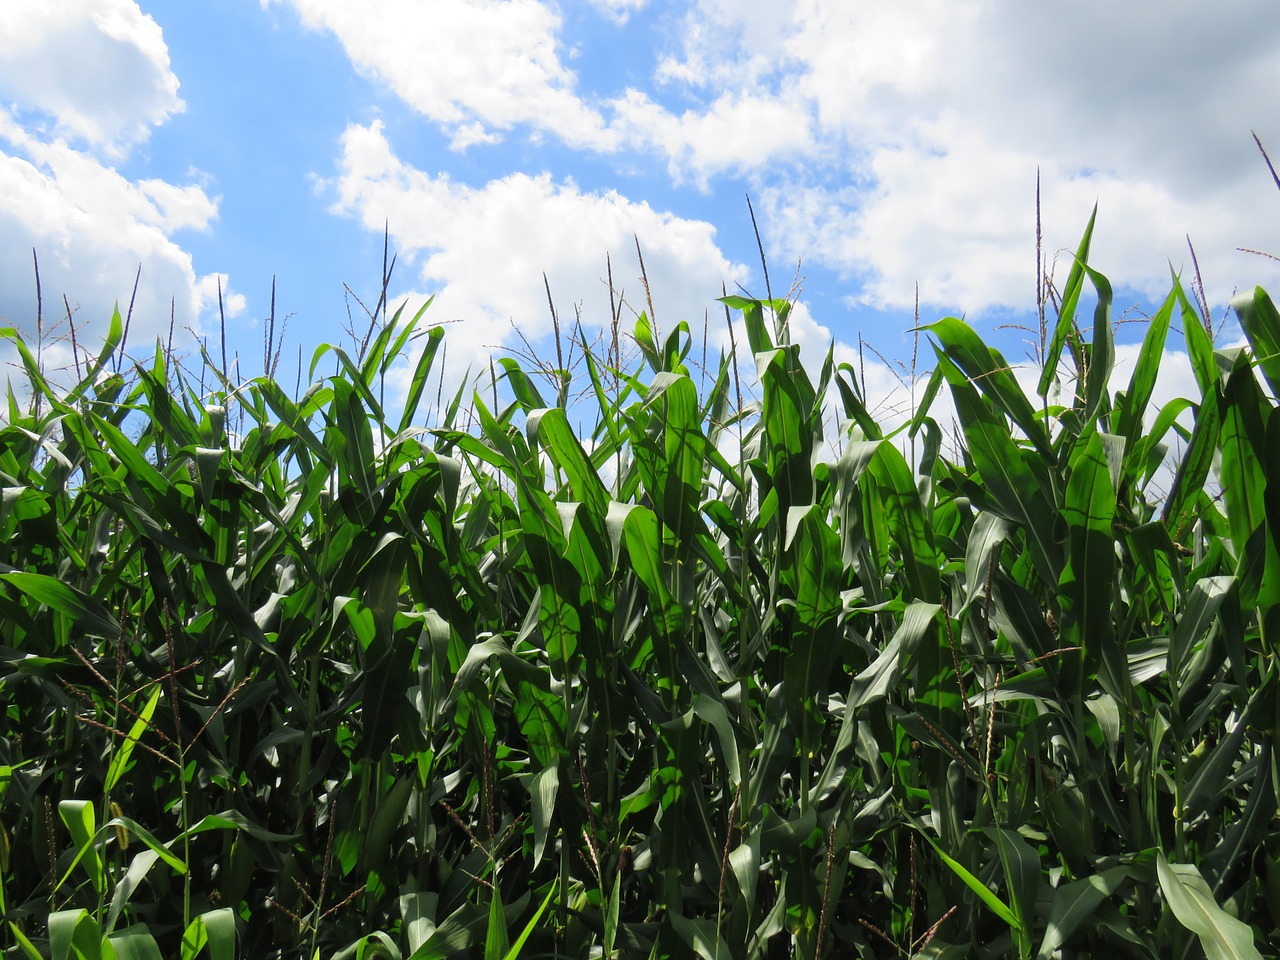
1036, 867, 1132, 959
620, 503, 682, 638
720, 295, 772, 355
1116, 285, 1176, 451
1162, 391, 1220, 534
1081, 263, 1116, 432
92, 415, 169, 501
1039, 207, 1097, 398
987, 826, 1041, 951
483, 885, 509, 960
57, 800, 104, 896
668, 913, 733, 960
1058, 430, 1117, 690
633, 312, 662, 373
867, 441, 940, 603
692, 692, 742, 787
1232, 285, 1280, 398
330, 377, 377, 505
258, 378, 335, 467
1176, 278, 1220, 397
1157, 854, 1262, 960
179, 909, 236, 960
502, 883, 557, 960
926, 316, 1051, 457
105, 684, 163, 792
848, 602, 941, 710
1169, 576, 1233, 684
361, 776, 414, 872
915, 826, 1020, 931
529, 764, 558, 870
0, 572, 120, 641
527, 407, 610, 521
107, 924, 164, 960
8, 925, 41, 960
105, 851, 162, 935
396, 319, 445, 435
48, 909, 103, 960
939, 352, 1061, 586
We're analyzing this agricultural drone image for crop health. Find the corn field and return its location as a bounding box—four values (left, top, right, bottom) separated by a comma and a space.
0, 217, 1277, 959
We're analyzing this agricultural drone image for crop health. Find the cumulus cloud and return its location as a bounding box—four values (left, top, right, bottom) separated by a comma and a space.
0, 121, 232, 350
0, 2, 229, 365
0, 0, 182, 156
611, 88, 813, 187
283, 0, 1280, 320
323, 119, 749, 392
758, 0, 1280, 314
268, 0, 616, 151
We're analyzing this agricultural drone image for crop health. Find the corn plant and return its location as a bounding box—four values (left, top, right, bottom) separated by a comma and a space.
0, 216, 1276, 959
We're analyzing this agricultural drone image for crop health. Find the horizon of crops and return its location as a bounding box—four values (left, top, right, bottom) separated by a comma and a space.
0, 212, 1278, 959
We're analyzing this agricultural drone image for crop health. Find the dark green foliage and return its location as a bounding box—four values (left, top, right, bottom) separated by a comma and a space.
0, 244, 1277, 959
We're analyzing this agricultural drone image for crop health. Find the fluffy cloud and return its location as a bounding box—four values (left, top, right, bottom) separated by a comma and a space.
267, 0, 616, 151
0, 120, 232, 351
611, 88, 813, 187
0, 0, 182, 156
760, 1, 1280, 314
324, 119, 748, 392
284, 0, 1280, 319
0, 2, 230, 366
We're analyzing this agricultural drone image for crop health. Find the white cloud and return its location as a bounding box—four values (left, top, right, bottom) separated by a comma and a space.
0, 132, 228, 350
587, 0, 647, 27
611, 88, 814, 187
324, 119, 749, 394
675, 0, 1280, 316
270, 0, 1280, 333
0, 0, 182, 156
0, 1, 235, 373
269, 0, 616, 151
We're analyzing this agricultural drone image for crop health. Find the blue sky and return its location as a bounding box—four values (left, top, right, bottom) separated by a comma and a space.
3, 0, 1280, 425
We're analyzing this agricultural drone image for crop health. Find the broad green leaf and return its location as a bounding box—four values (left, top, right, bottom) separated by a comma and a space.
57, 800, 103, 896
866, 441, 940, 603
939, 352, 1061, 586
396, 320, 445, 434
107, 925, 163, 960
1162, 391, 1220, 534
502, 883, 557, 960
0, 572, 120, 640
361, 776, 414, 872
621, 503, 682, 638
105, 685, 162, 792
1080, 263, 1115, 432
527, 407, 609, 520
529, 763, 558, 870
1157, 854, 1262, 960
1058, 430, 1117, 691
1036, 867, 1131, 959
48, 909, 103, 960
668, 913, 733, 960
848, 602, 941, 710
1232, 285, 1280, 398
926, 316, 1050, 456
105, 851, 162, 935
1039, 207, 1097, 398
483, 885, 509, 960
1179, 279, 1220, 396
916, 827, 1020, 931
179, 909, 236, 960
1116, 285, 1176, 451
987, 826, 1041, 953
